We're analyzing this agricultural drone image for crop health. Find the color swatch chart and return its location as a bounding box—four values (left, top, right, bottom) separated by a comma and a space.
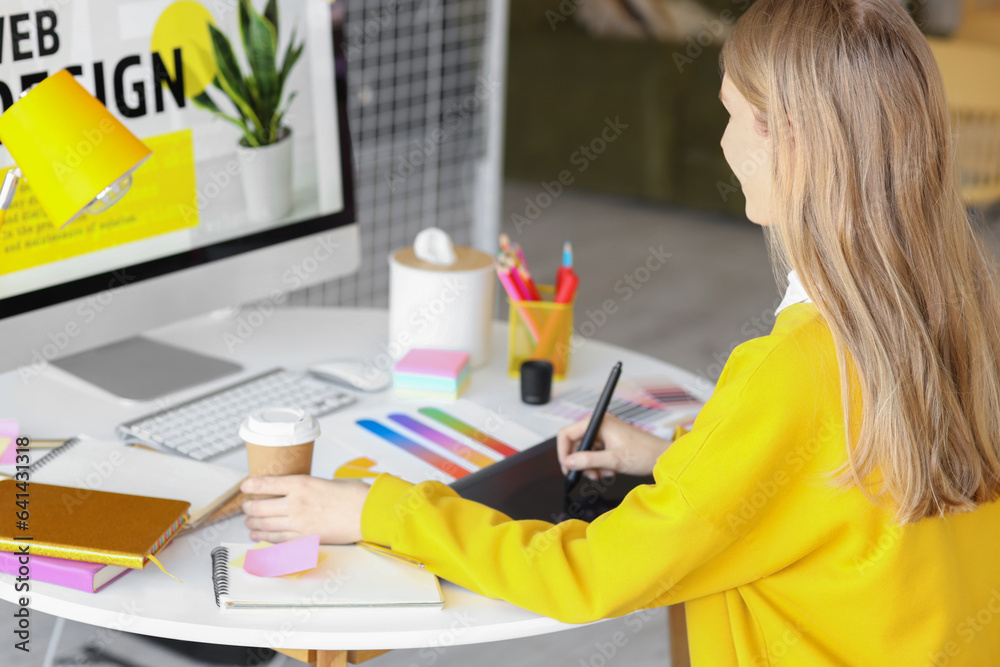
542, 377, 704, 439
332, 401, 540, 485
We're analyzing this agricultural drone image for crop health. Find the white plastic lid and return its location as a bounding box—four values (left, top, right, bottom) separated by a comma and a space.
238, 407, 321, 447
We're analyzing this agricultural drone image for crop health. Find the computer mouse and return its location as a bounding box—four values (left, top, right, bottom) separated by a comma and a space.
307, 359, 391, 393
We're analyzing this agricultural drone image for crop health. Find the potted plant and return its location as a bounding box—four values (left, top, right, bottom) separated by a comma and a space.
193, 0, 303, 224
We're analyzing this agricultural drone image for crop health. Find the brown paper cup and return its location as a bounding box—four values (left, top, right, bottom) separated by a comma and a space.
245, 440, 315, 499
240, 406, 321, 500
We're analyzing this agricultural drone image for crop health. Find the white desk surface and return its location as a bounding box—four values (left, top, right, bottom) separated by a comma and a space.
0, 307, 710, 651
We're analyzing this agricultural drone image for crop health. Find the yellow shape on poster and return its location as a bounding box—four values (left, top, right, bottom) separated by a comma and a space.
334, 456, 380, 479
0, 129, 199, 276
151, 1, 218, 98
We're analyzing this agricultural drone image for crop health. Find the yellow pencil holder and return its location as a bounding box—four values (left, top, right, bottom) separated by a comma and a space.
507, 285, 574, 380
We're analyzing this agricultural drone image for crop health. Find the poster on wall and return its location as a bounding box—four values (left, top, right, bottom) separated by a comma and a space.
0, 0, 345, 295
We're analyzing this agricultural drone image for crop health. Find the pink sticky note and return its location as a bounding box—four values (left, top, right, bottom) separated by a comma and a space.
394, 348, 469, 378
243, 534, 321, 577
0, 420, 19, 465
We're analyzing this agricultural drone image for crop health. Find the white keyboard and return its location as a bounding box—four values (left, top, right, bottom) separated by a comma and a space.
117, 368, 356, 460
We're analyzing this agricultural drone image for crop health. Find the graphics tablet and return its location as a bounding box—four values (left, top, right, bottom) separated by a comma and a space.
450, 436, 655, 523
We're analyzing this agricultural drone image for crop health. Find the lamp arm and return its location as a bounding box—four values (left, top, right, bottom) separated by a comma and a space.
0, 168, 20, 209
0, 168, 19, 232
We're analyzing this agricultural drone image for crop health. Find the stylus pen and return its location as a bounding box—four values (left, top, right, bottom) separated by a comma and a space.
356, 541, 426, 568
565, 361, 622, 492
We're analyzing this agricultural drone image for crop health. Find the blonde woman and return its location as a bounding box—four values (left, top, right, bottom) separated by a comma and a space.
241, 0, 1000, 663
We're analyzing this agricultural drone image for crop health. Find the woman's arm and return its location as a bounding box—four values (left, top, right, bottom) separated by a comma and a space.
240, 466, 735, 623
241, 396, 674, 542
243, 306, 842, 624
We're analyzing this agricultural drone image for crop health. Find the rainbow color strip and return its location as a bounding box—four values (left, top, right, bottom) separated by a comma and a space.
388, 414, 495, 469
356, 420, 471, 479
417, 408, 518, 457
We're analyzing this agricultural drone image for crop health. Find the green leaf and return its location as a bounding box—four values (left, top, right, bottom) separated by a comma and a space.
238, 0, 276, 63
267, 116, 279, 143
208, 24, 248, 105
192, 89, 257, 146
278, 29, 303, 92
242, 131, 262, 148
191, 90, 222, 115
207, 23, 263, 132
263, 0, 279, 42
269, 91, 295, 142
216, 67, 263, 134
270, 110, 286, 142
245, 73, 264, 125
212, 77, 249, 124
238, 0, 253, 57
245, 7, 280, 125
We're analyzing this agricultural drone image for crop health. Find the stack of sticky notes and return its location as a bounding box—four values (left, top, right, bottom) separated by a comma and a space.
393, 348, 470, 399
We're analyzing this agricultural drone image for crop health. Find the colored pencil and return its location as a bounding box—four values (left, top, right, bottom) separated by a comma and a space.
517, 266, 542, 300
496, 262, 541, 344
509, 263, 534, 301
514, 243, 529, 269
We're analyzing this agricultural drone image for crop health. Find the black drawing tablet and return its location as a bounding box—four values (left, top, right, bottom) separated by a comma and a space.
450, 436, 654, 523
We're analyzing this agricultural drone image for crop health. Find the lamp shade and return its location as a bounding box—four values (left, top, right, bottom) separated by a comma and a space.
0, 70, 151, 227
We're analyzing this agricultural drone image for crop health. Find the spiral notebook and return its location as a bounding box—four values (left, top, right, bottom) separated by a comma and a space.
211, 543, 444, 610
0, 436, 244, 528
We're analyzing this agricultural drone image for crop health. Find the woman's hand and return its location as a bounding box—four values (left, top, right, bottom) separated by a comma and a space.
240, 476, 370, 544
556, 414, 671, 479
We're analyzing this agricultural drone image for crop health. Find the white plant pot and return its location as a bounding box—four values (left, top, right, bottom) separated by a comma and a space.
237, 128, 293, 224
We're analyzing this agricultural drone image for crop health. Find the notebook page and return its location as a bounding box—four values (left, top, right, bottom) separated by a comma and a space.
5, 436, 244, 522
219, 543, 443, 609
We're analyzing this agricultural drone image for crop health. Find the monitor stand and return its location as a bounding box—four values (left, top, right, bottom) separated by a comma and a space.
52, 336, 243, 402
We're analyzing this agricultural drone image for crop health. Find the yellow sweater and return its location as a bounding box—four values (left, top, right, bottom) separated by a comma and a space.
361, 303, 1000, 666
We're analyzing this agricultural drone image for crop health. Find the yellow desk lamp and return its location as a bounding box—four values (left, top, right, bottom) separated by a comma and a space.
0, 69, 151, 231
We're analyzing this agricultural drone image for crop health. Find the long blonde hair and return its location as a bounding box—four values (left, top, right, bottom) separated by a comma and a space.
720, 0, 1000, 523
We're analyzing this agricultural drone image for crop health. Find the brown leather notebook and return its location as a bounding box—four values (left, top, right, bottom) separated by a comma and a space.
0, 480, 189, 568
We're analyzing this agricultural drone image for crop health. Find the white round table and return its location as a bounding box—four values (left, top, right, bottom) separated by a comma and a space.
0, 308, 709, 662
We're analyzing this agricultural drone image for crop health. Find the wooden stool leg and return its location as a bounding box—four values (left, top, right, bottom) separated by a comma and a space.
274, 649, 351, 666
274, 648, 314, 663
668, 604, 691, 667
316, 650, 348, 667
347, 650, 391, 663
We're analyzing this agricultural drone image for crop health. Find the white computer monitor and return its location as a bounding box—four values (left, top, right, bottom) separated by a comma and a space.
0, 0, 359, 399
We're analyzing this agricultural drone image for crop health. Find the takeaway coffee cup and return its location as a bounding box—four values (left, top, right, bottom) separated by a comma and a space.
239, 407, 321, 499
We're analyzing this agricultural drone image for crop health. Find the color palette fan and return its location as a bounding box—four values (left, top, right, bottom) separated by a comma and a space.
542, 377, 703, 439
330, 400, 540, 484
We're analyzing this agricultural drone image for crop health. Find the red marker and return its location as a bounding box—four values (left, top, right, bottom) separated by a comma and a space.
556, 241, 573, 293
555, 270, 578, 304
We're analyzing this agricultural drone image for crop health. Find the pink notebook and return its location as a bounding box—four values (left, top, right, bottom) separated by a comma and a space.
0, 550, 129, 593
